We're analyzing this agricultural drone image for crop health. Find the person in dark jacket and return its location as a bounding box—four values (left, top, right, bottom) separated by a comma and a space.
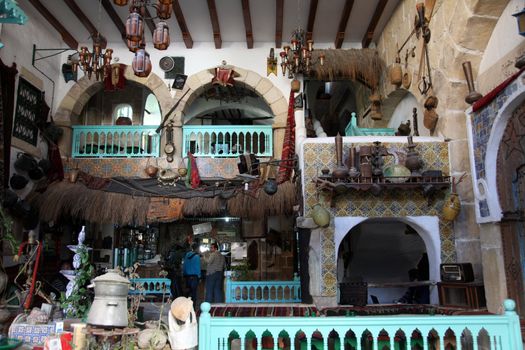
183, 243, 201, 305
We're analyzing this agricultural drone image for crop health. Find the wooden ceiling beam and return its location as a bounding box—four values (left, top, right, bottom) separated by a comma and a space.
361, 0, 389, 48
207, 0, 222, 49
143, 7, 156, 36
275, 0, 284, 48
62, 0, 96, 37
334, 0, 354, 49
241, 0, 254, 49
101, 0, 127, 44
172, 0, 193, 48
27, 0, 78, 49
306, 0, 318, 41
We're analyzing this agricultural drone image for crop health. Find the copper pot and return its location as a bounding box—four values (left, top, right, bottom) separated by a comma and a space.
145, 165, 159, 178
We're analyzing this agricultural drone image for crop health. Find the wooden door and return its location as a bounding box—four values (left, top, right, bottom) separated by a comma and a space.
497, 101, 525, 317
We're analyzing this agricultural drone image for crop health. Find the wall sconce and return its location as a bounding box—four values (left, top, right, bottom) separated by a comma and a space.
513, 7, 525, 68
513, 8, 525, 36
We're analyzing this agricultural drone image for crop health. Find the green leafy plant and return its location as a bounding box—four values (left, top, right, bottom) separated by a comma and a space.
61, 244, 94, 319
0, 206, 18, 255
231, 258, 253, 281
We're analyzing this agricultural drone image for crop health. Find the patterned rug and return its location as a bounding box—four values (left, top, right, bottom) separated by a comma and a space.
206, 305, 318, 317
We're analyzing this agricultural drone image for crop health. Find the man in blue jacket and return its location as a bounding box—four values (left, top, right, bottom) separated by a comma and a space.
183, 243, 201, 306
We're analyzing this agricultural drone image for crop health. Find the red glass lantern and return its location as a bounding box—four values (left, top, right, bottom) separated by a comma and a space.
156, 2, 173, 20
153, 21, 170, 50
132, 46, 152, 77
113, 0, 129, 5
103, 49, 113, 65
126, 10, 144, 42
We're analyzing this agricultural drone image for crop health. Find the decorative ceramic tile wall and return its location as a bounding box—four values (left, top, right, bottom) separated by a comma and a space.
66, 157, 245, 179
471, 78, 520, 218
303, 141, 454, 296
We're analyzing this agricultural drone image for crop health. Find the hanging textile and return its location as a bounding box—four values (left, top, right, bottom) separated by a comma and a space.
185, 152, 201, 189
104, 63, 126, 91
0, 58, 18, 189
277, 90, 296, 184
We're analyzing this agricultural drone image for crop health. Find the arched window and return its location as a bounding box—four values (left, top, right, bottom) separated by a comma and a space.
113, 103, 133, 122
143, 93, 161, 125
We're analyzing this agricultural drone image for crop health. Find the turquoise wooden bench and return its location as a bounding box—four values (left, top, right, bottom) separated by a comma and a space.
345, 112, 396, 136
225, 274, 301, 303
199, 299, 523, 350
129, 278, 171, 297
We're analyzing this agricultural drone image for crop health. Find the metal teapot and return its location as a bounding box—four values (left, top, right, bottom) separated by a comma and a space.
87, 270, 130, 328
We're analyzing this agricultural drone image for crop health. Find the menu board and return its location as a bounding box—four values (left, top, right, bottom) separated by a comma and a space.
12, 77, 42, 146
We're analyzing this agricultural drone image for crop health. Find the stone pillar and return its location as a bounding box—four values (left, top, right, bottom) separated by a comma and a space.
479, 222, 508, 314
295, 108, 306, 150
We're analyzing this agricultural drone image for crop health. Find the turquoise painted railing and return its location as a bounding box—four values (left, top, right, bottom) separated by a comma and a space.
129, 278, 171, 297
345, 112, 396, 136
71, 125, 160, 158
225, 274, 301, 303
182, 125, 273, 157
199, 299, 523, 350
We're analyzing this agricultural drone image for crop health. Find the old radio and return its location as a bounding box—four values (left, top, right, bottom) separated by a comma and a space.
440, 263, 474, 282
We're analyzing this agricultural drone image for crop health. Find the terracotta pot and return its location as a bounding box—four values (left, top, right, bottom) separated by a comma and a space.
145, 165, 159, 178
443, 193, 461, 221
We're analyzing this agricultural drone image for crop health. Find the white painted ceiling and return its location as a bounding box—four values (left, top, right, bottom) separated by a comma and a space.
18, 0, 401, 48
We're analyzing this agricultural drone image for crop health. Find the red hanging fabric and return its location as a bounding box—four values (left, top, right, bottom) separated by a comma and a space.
187, 152, 201, 189
277, 90, 296, 184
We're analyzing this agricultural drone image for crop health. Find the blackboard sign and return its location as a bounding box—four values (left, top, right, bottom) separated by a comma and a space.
12, 77, 42, 146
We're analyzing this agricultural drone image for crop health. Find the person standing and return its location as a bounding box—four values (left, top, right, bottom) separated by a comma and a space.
183, 243, 201, 305
205, 243, 225, 303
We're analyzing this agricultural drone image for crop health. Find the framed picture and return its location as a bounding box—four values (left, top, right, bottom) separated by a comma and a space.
294, 93, 303, 110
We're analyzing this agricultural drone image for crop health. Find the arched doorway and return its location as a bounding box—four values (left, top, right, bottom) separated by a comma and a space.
337, 218, 429, 305
334, 216, 441, 305
497, 100, 525, 317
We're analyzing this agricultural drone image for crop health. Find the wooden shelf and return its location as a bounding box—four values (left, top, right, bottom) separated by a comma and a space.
314, 175, 451, 206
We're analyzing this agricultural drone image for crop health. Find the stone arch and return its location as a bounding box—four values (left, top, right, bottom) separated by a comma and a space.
334, 216, 441, 304
170, 67, 289, 158
54, 66, 172, 156
480, 88, 525, 222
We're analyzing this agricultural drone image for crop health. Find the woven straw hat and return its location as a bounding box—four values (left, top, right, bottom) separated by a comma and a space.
170, 297, 194, 321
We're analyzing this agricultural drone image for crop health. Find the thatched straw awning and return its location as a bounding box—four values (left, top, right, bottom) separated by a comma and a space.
29, 178, 297, 226
311, 48, 384, 89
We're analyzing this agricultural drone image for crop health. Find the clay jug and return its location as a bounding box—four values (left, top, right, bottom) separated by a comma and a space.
145, 157, 159, 178
389, 55, 402, 87
442, 193, 461, 221
312, 204, 330, 227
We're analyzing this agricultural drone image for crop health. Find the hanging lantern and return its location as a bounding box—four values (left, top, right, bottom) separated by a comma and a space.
113, 0, 129, 5
132, 46, 152, 77
156, 1, 173, 20
126, 10, 144, 42
103, 48, 113, 65
127, 38, 144, 52
153, 21, 170, 50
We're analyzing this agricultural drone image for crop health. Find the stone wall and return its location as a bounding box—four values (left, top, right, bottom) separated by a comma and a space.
374, 0, 510, 313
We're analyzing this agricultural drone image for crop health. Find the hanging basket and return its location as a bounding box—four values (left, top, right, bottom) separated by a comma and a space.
389, 64, 402, 87
423, 109, 439, 131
